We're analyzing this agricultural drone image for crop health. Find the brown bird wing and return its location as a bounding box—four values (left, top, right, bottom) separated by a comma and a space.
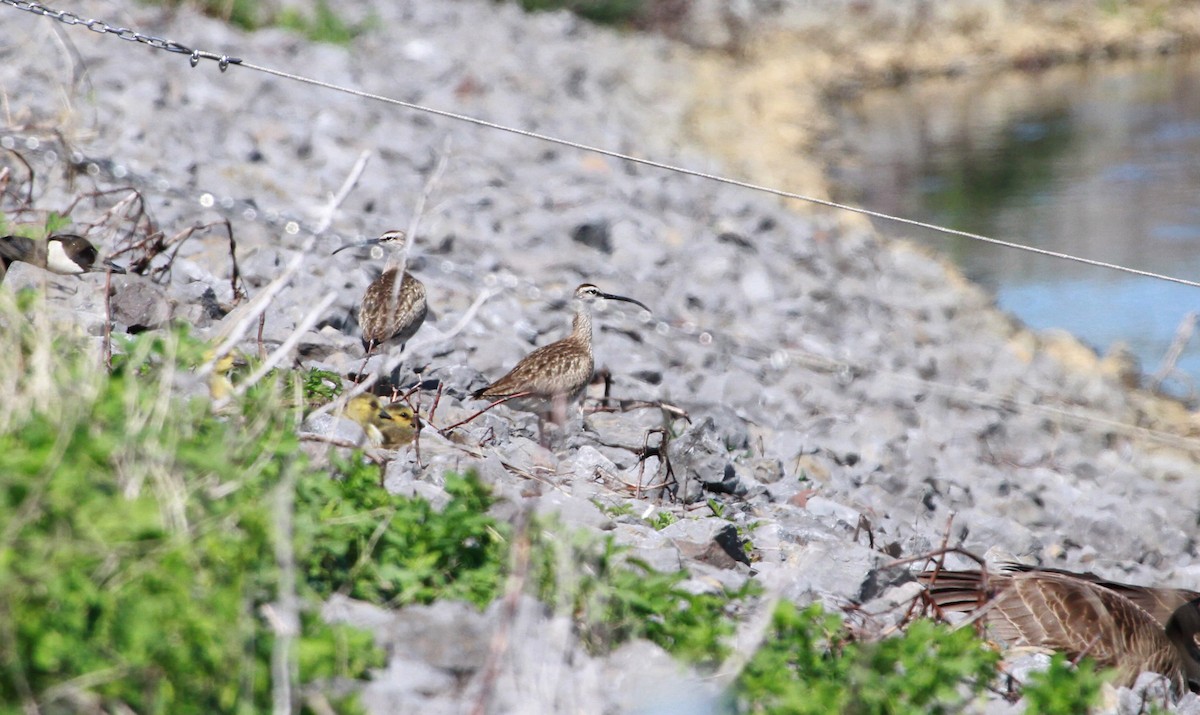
917, 569, 1006, 613
1002, 563, 1200, 628
360, 270, 428, 347
474, 338, 592, 400
919, 568, 1185, 688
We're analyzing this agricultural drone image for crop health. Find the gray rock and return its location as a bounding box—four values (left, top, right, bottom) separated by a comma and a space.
384, 601, 490, 672
110, 277, 172, 331
299, 413, 368, 447
370, 656, 457, 697
751, 457, 786, 484
1120, 673, 1174, 714
602, 640, 723, 715
659, 518, 750, 569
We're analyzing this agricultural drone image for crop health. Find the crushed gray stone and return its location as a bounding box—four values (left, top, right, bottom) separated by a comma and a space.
5, 0, 1200, 711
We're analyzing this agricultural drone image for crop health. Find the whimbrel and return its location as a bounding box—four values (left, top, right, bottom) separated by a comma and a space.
333, 230, 427, 356
0, 234, 126, 284
342, 393, 421, 448
918, 563, 1200, 691
473, 283, 649, 433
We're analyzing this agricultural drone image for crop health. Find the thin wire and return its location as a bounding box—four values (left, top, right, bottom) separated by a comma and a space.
233, 61, 1200, 291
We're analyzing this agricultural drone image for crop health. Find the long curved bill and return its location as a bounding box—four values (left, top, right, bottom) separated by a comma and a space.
598, 290, 651, 314
331, 237, 384, 255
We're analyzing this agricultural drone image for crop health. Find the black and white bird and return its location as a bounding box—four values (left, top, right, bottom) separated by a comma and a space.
0, 234, 125, 284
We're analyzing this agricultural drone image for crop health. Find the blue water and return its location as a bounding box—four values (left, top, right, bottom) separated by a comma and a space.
836, 54, 1200, 400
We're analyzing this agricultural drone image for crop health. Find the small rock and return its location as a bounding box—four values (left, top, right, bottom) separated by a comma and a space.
804, 496, 862, 528
602, 640, 721, 714
110, 278, 172, 331
571, 219, 612, 254
298, 413, 368, 447
384, 601, 489, 672
751, 457, 785, 484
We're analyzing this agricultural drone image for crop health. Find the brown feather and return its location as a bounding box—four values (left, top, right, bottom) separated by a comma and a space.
473, 283, 648, 424
1002, 562, 1200, 627
918, 565, 1200, 690
474, 333, 593, 401
359, 268, 427, 352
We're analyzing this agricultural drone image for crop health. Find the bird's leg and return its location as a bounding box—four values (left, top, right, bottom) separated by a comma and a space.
440, 392, 534, 434
355, 340, 376, 383
550, 393, 568, 426
599, 368, 613, 409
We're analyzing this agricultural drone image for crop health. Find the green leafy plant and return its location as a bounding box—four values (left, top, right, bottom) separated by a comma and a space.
538, 533, 753, 665
0, 309, 381, 713
148, 0, 266, 31
511, 0, 644, 26
296, 464, 507, 607
591, 499, 635, 518
44, 211, 72, 233
145, 0, 367, 43
279, 0, 359, 44
706, 497, 726, 519
302, 367, 343, 402
737, 603, 1000, 714
0, 213, 70, 239
1020, 653, 1107, 714
650, 510, 678, 530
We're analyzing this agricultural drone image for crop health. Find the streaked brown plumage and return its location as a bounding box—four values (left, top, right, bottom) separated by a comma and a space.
1000, 563, 1200, 627
333, 230, 427, 354
0, 233, 125, 283
918, 564, 1200, 691
473, 283, 649, 423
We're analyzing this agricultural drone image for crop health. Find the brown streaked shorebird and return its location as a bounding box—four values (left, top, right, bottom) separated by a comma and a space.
0, 233, 126, 283
473, 283, 650, 433
332, 230, 427, 356
918, 563, 1200, 691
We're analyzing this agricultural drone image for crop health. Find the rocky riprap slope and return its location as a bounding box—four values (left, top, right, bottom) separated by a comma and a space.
4, 0, 1200, 711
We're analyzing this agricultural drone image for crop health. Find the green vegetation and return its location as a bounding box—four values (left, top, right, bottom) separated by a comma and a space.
1021, 653, 1109, 714
278, 0, 359, 45
0, 275, 1114, 713
298, 465, 506, 607
146, 0, 365, 43
736, 602, 1111, 713
650, 509, 677, 530
511, 0, 644, 26
302, 366, 343, 403
592, 499, 635, 519
0, 297, 756, 710
0, 296, 380, 713
148, 0, 264, 31
737, 602, 1002, 714
544, 535, 751, 664
0, 212, 70, 238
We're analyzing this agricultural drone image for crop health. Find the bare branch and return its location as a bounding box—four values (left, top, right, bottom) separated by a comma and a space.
313, 150, 371, 234
226, 291, 338, 402
199, 235, 316, 379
